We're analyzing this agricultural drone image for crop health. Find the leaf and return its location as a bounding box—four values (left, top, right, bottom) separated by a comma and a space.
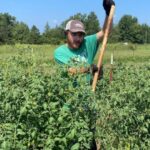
67, 129, 76, 139
43, 102, 47, 110
71, 143, 80, 150
83, 142, 90, 149
49, 117, 55, 123
20, 107, 27, 115
17, 129, 26, 135
58, 116, 63, 123
141, 127, 148, 133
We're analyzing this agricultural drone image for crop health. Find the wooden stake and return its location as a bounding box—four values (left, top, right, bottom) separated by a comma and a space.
110, 53, 113, 83
92, 5, 115, 92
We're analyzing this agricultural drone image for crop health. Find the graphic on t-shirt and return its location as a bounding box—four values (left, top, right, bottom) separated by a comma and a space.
71, 50, 88, 64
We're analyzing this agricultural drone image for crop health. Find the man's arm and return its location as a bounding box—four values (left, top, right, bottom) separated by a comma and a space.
96, 0, 115, 41
96, 16, 111, 40
68, 67, 89, 75
68, 65, 98, 75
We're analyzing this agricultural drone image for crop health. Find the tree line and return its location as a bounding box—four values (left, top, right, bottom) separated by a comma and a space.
0, 12, 150, 45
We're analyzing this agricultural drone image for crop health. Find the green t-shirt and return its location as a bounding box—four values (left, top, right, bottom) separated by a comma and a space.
54, 34, 99, 65
54, 34, 99, 83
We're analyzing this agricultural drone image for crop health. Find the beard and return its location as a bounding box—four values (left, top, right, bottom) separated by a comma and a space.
67, 39, 82, 49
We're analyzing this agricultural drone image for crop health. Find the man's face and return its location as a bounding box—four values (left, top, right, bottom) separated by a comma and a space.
66, 31, 85, 49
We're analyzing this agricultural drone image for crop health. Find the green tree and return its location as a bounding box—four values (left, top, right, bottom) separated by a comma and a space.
147, 27, 150, 43
84, 12, 100, 35
42, 22, 51, 43
130, 24, 144, 43
13, 22, 30, 44
140, 24, 150, 43
109, 24, 120, 43
0, 13, 16, 44
49, 27, 64, 45
28, 25, 41, 44
118, 15, 143, 43
42, 23, 64, 44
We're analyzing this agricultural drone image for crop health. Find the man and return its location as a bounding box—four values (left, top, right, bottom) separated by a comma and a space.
54, 0, 115, 80
54, 1, 115, 149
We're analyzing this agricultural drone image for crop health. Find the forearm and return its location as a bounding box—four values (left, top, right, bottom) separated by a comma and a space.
68, 67, 89, 75
102, 15, 108, 34
102, 0, 115, 35
97, 0, 115, 40
103, 15, 113, 34
96, 16, 112, 40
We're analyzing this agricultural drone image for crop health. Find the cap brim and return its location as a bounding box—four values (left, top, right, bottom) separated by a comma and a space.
69, 29, 85, 34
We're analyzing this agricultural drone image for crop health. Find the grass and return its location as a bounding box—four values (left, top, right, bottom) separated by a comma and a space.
0, 43, 150, 65
0, 44, 57, 63
96, 43, 150, 64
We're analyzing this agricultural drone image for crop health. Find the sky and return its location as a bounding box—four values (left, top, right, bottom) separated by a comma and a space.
0, 0, 149, 32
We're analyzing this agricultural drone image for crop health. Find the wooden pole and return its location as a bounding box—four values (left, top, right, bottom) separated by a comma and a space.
92, 5, 115, 92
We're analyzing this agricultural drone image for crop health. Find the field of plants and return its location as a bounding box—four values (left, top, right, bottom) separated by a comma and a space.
0, 44, 150, 149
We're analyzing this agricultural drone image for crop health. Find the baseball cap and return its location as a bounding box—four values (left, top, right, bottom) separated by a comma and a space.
65, 20, 85, 34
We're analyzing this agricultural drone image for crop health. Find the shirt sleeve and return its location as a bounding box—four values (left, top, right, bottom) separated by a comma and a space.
84, 34, 99, 64
54, 47, 69, 64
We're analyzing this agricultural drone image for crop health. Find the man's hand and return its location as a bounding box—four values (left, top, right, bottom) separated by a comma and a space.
90, 64, 103, 79
68, 65, 103, 78
103, 0, 115, 16
90, 64, 98, 75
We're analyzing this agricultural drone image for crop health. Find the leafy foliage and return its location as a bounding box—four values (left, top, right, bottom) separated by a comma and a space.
13, 22, 30, 44
28, 25, 41, 44
0, 51, 96, 149
0, 13, 16, 44
118, 15, 144, 43
95, 63, 150, 149
0, 49, 150, 149
1, 13, 150, 44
